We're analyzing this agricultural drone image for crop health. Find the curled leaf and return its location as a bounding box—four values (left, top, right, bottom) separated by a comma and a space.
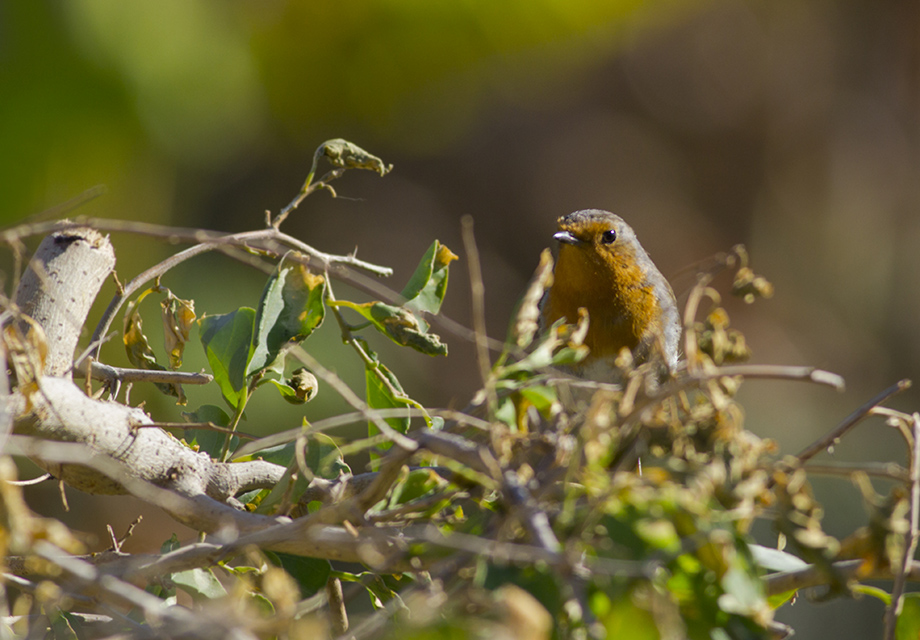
124, 294, 186, 404
3, 318, 48, 402
317, 138, 393, 176
161, 293, 196, 370
331, 300, 448, 356
270, 367, 319, 405
402, 240, 458, 315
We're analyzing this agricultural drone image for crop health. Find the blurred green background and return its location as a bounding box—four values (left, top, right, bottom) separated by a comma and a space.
4, 1, 920, 635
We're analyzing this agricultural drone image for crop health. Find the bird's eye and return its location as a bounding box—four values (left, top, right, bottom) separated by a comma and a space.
601, 229, 617, 244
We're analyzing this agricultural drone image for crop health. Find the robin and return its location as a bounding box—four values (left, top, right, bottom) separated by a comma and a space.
541, 209, 681, 380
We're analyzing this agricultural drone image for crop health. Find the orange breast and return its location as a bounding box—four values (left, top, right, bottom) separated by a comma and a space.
543, 243, 660, 361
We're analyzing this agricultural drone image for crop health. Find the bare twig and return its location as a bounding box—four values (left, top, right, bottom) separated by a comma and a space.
85, 226, 394, 364
460, 216, 496, 413
764, 559, 920, 597
78, 361, 213, 385
796, 379, 912, 464
289, 347, 418, 453
501, 470, 561, 553
33, 541, 258, 640
148, 421, 259, 441
804, 462, 909, 482
884, 411, 920, 639
326, 577, 349, 637
232, 407, 491, 460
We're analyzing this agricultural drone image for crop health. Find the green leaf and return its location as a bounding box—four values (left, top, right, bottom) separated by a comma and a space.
248, 254, 326, 376
387, 468, 449, 509
589, 589, 660, 640
401, 240, 457, 315
255, 460, 310, 515
897, 593, 920, 640
332, 300, 447, 356
172, 567, 227, 600
268, 552, 332, 599
362, 342, 413, 450
160, 533, 181, 554
49, 611, 81, 640
268, 367, 319, 405
199, 308, 256, 409
182, 404, 236, 459
518, 385, 558, 415
303, 432, 350, 479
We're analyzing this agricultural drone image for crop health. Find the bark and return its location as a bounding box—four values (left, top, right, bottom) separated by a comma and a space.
14, 227, 116, 377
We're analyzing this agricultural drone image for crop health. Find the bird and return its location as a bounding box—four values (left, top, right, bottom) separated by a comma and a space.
541, 209, 681, 381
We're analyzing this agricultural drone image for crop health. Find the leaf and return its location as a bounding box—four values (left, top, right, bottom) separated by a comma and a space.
748, 544, 808, 573
248, 254, 326, 376
3, 319, 47, 402
161, 292, 196, 369
387, 468, 449, 508
199, 308, 256, 409
255, 460, 309, 515
182, 404, 236, 459
401, 240, 458, 315
268, 552, 331, 599
160, 533, 181, 553
124, 298, 186, 404
304, 432, 350, 479
49, 611, 81, 640
171, 567, 227, 600
363, 342, 413, 450
331, 301, 448, 356
896, 593, 920, 640
268, 367, 319, 405
318, 138, 392, 176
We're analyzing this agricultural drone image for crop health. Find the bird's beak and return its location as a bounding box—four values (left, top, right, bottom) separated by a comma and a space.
553, 231, 580, 245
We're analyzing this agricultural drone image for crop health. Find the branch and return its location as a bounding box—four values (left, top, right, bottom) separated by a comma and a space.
79, 361, 213, 385
764, 559, 920, 597
86, 226, 393, 364
13, 227, 116, 376
796, 379, 912, 464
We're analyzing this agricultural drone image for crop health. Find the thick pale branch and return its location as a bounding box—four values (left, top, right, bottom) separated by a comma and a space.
9, 382, 284, 502
14, 228, 116, 377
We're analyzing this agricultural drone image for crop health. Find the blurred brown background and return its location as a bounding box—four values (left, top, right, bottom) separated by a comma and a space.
3, 1, 919, 635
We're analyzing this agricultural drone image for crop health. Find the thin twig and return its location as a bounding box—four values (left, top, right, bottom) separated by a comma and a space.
884, 411, 920, 639
326, 577, 349, 637
764, 559, 920, 597
502, 470, 561, 553
76, 224, 393, 363
796, 379, 912, 464
232, 407, 491, 460
460, 216, 497, 416
804, 462, 909, 482
147, 422, 259, 441
289, 348, 418, 453
77, 361, 213, 385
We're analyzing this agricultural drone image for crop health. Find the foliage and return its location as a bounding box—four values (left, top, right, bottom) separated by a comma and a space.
2, 139, 920, 640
